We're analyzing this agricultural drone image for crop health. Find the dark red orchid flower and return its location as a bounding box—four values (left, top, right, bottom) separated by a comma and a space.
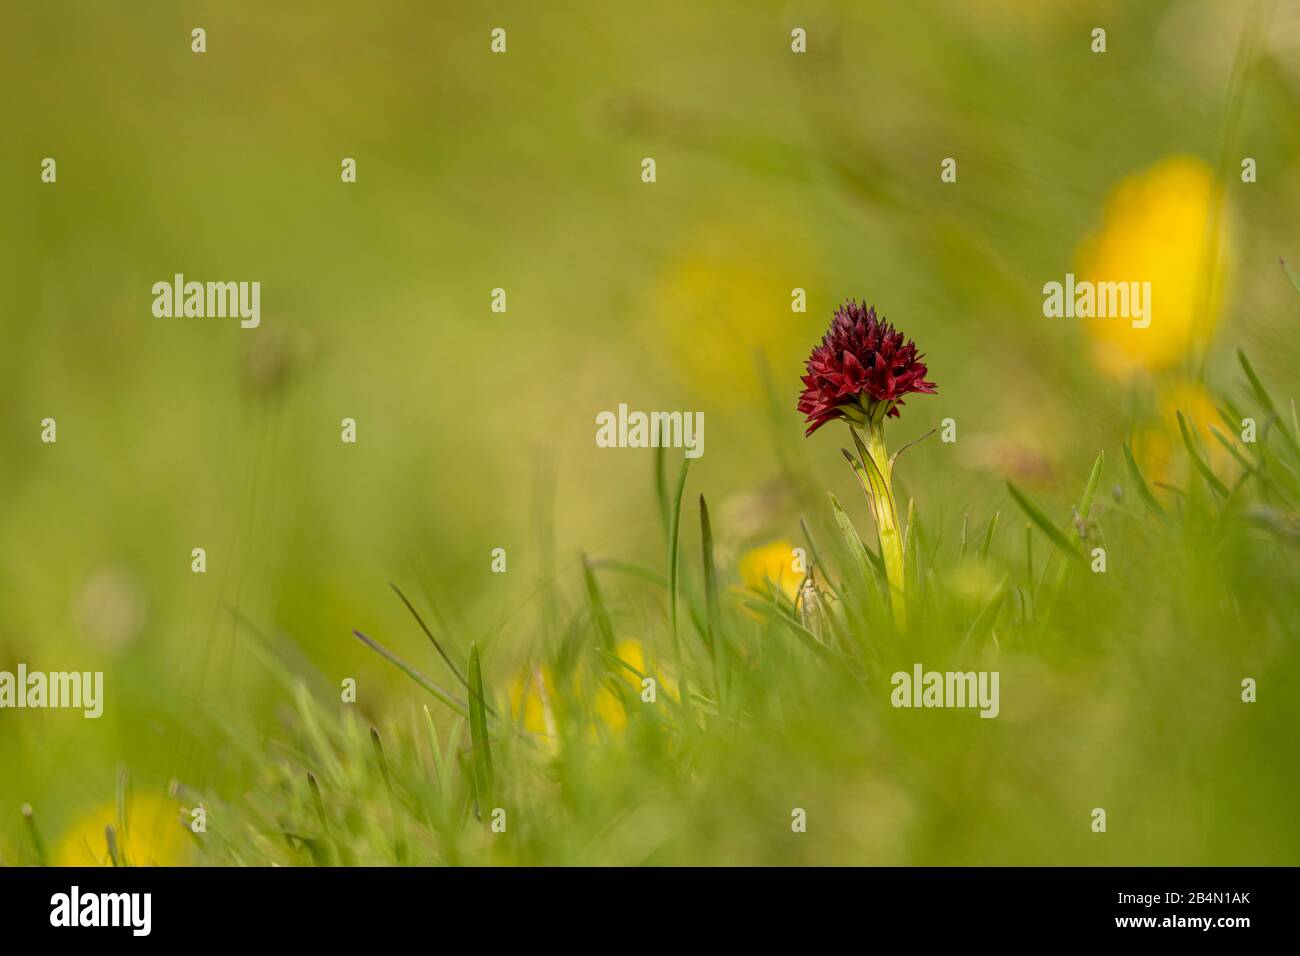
798, 301, 936, 436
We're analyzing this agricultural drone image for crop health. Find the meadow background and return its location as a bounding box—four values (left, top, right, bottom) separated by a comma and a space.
2, 0, 1299, 865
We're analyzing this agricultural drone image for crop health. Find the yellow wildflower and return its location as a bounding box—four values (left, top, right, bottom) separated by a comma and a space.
651, 214, 820, 402
1077, 156, 1230, 377
52, 791, 190, 867
509, 639, 671, 744
1131, 379, 1234, 488
738, 540, 803, 602
593, 638, 678, 732
508, 666, 559, 740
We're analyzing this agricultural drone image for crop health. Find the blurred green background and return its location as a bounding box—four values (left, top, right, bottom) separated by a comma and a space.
2, 0, 1298, 865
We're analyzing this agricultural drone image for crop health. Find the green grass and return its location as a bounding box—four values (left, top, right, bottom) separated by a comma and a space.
4, 0, 1298, 869
158, 355, 1300, 867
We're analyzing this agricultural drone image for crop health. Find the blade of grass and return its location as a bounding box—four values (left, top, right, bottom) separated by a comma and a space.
1037, 452, 1105, 627
698, 496, 721, 648
293, 680, 347, 785
20, 805, 48, 866
305, 771, 341, 865
422, 706, 448, 799
830, 492, 881, 589
888, 428, 937, 467
1239, 349, 1299, 454
699, 495, 723, 701
665, 457, 695, 725
389, 582, 475, 699
961, 575, 1008, 649
352, 629, 471, 721
666, 456, 692, 648
1122, 441, 1172, 526
979, 511, 1000, 561
581, 554, 616, 655
1215, 404, 1272, 477
841, 446, 877, 511
1178, 410, 1229, 497
466, 642, 494, 815
105, 826, 122, 867
370, 728, 406, 863
1006, 482, 1085, 567
1077, 450, 1105, 522
1210, 425, 1259, 474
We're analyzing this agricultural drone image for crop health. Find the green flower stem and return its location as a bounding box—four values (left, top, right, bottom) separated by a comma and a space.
862, 417, 907, 630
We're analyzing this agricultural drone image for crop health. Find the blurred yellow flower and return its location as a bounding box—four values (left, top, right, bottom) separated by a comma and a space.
593, 639, 649, 732
52, 792, 189, 866
509, 666, 559, 739
509, 639, 671, 744
1077, 156, 1230, 377
651, 214, 820, 402
738, 539, 803, 602
1131, 379, 1234, 488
